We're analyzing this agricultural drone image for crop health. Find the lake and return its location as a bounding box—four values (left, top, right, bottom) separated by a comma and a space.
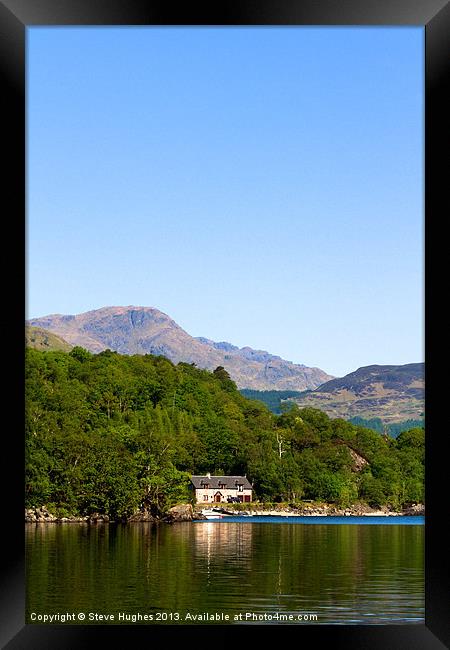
26, 517, 424, 625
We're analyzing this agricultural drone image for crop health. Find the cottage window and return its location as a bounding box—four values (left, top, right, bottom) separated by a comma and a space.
238, 484, 243, 492
203, 495, 209, 501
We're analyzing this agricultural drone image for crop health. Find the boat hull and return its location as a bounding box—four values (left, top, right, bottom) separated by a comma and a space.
201, 509, 224, 519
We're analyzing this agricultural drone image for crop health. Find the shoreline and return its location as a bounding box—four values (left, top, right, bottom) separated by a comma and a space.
202, 504, 425, 518
25, 503, 425, 523
207, 510, 422, 518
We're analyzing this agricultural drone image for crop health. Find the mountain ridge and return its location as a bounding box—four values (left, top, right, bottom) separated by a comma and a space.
289, 362, 424, 423
27, 305, 333, 391
25, 325, 73, 352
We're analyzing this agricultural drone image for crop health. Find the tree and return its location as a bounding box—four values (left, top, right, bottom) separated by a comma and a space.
69, 346, 92, 363
213, 366, 236, 391
25, 347, 424, 514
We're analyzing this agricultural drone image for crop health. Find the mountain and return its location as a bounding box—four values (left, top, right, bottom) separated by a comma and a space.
25, 325, 73, 352
290, 363, 424, 424
27, 306, 333, 391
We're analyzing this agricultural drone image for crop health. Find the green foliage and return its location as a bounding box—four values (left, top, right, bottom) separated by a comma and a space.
239, 389, 305, 414
349, 416, 425, 438
25, 348, 425, 517
213, 366, 236, 392
69, 346, 93, 363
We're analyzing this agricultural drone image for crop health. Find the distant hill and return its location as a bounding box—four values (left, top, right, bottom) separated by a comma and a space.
25, 326, 72, 352
348, 416, 424, 438
239, 389, 305, 414
27, 306, 333, 391
289, 363, 424, 424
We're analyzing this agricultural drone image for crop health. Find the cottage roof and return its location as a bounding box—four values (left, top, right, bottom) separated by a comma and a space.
191, 475, 252, 490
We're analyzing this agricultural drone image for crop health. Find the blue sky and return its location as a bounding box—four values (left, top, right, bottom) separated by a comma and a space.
27, 27, 424, 377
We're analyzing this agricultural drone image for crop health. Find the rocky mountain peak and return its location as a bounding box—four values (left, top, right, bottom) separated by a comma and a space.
27, 306, 333, 391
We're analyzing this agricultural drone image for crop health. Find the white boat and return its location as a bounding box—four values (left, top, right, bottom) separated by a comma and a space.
201, 509, 224, 519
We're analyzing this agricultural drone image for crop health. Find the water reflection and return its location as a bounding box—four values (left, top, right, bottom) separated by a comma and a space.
26, 522, 424, 624
193, 521, 253, 566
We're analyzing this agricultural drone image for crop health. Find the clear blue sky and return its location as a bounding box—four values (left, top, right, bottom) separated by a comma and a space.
27, 27, 424, 377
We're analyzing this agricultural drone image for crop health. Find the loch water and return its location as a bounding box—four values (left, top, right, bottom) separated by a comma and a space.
26, 517, 424, 625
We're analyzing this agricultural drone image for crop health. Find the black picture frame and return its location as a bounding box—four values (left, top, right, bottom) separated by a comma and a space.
1, 0, 448, 647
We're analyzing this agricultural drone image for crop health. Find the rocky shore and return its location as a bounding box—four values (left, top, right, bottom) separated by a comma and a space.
25, 502, 424, 523
25, 507, 113, 523
25, 503, 207, 524
214, 503, 425, 517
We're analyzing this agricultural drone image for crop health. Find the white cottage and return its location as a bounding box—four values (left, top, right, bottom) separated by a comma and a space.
190, 473, 253, 504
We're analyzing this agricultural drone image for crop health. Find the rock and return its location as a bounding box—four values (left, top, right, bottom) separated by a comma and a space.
165, 504, 193, 522
402, 503, 425, 516
128, 510, 156, 522
87, 512, 106, 523
193, 511, 207, 520
87, 513, 113, 523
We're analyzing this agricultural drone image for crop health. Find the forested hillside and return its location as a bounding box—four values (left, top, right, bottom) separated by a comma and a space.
239, 389, 424, 436
26, 348, 424, 519
239, 389, 305, 414
348, 416, 425, 438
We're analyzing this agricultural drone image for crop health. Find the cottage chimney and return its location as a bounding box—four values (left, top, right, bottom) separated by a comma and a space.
206, 472, 211, 479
